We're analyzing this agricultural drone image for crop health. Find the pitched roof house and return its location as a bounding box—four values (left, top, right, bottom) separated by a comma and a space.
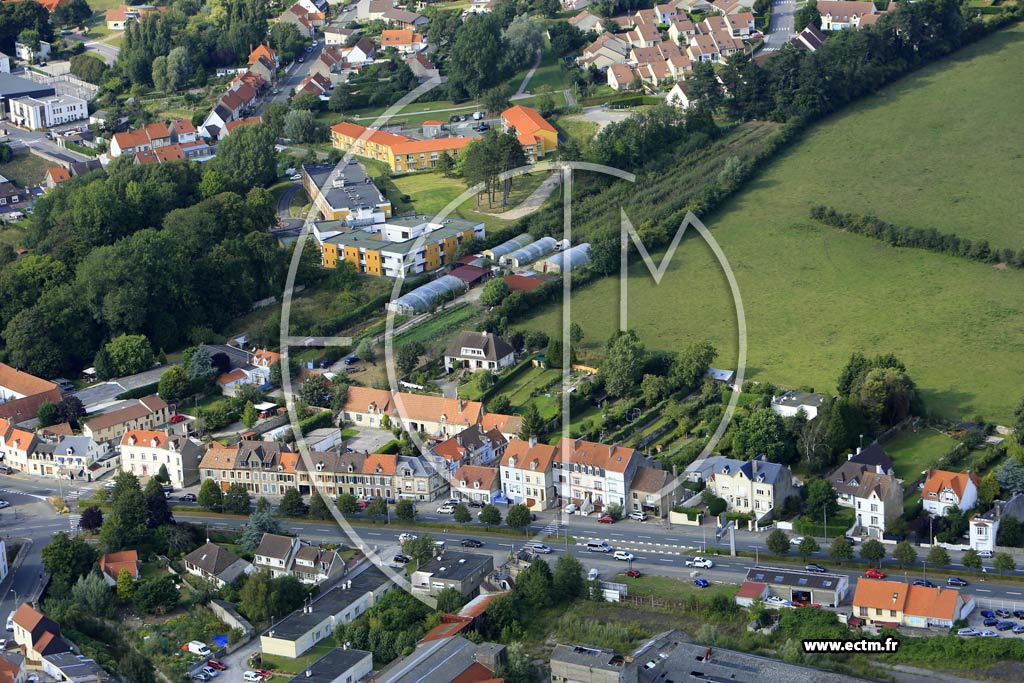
183, 542, 252, 587
921, 468, 980, 516
444, 331, 516, 374
0, 363, 62, 422
500, 439, 557, 510
452, 465, 500, 504
98, 550, 139, 585
853, 579, 974, 628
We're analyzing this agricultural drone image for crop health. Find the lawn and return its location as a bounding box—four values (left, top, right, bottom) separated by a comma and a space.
491, 365, 562, 420
389, 171, 523, 227
617, 573, 739, 602
0, 152, 50, 188
258, 643, 335, 675
883, 428, 956, 482
519, 24, 1024, 423
553, 115, 598, 143
392, 302, 481, 351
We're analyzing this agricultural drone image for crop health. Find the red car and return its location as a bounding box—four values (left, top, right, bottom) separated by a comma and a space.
170, 414, 186, 423
864, 568, 886, 579
597, 515, 615, 524
206, 660, 227, 671
625, 569, 642, 578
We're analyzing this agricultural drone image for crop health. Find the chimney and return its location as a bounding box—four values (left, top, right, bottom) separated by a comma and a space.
751, 459, 757, 475
856, 446, 862, 455
528, 436, 536, 449
847, 452, 854, 461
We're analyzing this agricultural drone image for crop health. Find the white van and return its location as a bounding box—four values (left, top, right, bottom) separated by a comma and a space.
473, 111, 483, 120
187, 641, 211, 656
6, 611, 14, 631
587, 568, 600, 581
586, 540, 612, 553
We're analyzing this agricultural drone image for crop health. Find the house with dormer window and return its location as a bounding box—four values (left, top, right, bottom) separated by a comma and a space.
970, 494, 1024, 554
500, 439, 557, 511
427, 424, 508, 477
451, 465, 500, 504
444, 331, 516, 374
828, 443, 902, 535
921, 468, 980, 516
394, 454, 447, 501
552, 437, 642, 514
701, 454, 798, 520
120, 429, 202, 489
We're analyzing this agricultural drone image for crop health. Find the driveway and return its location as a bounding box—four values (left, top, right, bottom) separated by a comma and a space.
760, 0, 799, 53
564, 106, 631, 132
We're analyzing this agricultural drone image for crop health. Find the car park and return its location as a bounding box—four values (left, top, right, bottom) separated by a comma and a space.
804, 564, 826, 573
694, 578, 710, 588
685, 557, 714, 569
957, 628, 981, 636
460, 539, 483, 547
628, 510, 648, 521
996, 609, 1012, 618
947, 576, 969, 587
863, 568, 886, 579
613, 551, 634, 561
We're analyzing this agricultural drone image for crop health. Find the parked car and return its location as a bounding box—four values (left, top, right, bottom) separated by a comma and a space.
981, 609, 995, 619
863, 568, 886, 579
912, 579, 936, 588
980, 630, 999, 637
597, 515, 615, 524
613, 551, 634, 561
392, 554, 412, 564
206, 660, 227, 671
694, 578, 710, 588
290, 173, 303, 181
983, 617, 999, 627
996, 621, 1015, 631
0, 501, 9, 509
957, 628, 981, 637
0, 466, 11, 475
472, 111, 483, 120
180, 493, 197, 502
170, 414, 186, 423
436, 503, 456, 514
460, 539, 483, 547
625, 569, 642, 578
202, 666, 219, 678
1013, 624, 1024, 634
790, 536, 804, 545
192, 674, 209, 682
297, 56, 304, 63
564, 503, 578, 514
685, 557, 714, 569
525, 542, 552, 554
766, 595, 792, 607
468, 500, 484, 508
398, 533, 417, 543
978, 550, 994, 558
947, 576, 969, 587
628, 510, 648, 521
344, 355, 359, 365
804, 564, 826, 573
1014, 610, 1024, 620
0, 638, 6, 649
844, 535, 858, 545
244, 673, 263, 682
311, 40, 318, 47
996, 609, 1012, 619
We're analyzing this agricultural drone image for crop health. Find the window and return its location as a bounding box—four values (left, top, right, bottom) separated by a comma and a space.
870, 504, 878, 512
889, 610, 896, 617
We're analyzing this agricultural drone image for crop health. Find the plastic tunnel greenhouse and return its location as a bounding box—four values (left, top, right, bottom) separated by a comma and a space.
501, 236, 559, 267
386, 275, 468, 315
484, 233, 533, 261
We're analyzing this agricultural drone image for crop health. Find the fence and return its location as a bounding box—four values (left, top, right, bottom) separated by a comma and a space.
20, 68, 99, 101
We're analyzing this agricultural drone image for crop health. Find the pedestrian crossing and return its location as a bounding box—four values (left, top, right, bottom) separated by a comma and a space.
540, 522, 564, 535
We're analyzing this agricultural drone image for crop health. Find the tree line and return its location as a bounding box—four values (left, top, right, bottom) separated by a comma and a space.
810, 206, 1024, 269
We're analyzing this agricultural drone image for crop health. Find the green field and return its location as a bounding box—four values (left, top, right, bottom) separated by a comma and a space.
393, 302, 480, 350
520, 25, 1024, 423
785, 26, 1024, 248
882, 428, 956, 482
0, 152, 49, 188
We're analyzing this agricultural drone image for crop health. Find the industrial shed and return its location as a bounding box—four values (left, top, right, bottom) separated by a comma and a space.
386, 275, 467, 315
482, 233, 533, 261
536, 243, 590, 274
500, 237, 562, 268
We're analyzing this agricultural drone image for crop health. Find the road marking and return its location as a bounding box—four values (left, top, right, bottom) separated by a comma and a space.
658, 558, 674, 563
1008, 592, 1022, 596
365, 532, 382, 536
976, 589, 991, 593
638, 535, 651, 539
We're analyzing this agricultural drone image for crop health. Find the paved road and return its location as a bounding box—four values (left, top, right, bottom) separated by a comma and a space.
2, 126, 93, 164
67, 30, 121, 65
761, 0, 800, 53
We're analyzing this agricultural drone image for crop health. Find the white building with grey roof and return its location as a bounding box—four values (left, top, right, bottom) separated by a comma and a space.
444, 331, 515, 374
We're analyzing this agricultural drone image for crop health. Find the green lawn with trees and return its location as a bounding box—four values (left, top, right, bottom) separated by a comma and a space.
519, 24, 1024, 422
882, 428, 957, 482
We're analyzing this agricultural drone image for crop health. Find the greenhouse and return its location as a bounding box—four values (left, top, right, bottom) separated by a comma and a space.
483, 233, 533, 261
386, 275, 468, 315
500, 236, 562, 268
538, 243, 591, 274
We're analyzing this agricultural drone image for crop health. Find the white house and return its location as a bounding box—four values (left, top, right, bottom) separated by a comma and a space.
444, 331, 516, 374
817, 1, 877, 30
701, 454, 799, 520
7, 94, 87, 129
921, 469, 980, 517
120, 429, 202, 489
14, 40, 50, 64
667, 80, 690, 109
970, 494, 1024, 553
553, 437, 641, 513
451, 465, 500, 504
770, 390, 827, 420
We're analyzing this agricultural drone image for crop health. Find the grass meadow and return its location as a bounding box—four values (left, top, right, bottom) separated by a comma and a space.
520, 24, 1024, 423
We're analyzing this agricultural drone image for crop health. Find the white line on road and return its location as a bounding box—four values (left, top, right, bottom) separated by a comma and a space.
977, 589, 991, 593
365, 532, 382, 536
1008, 592, 1022, 596
658, 558, 674, 562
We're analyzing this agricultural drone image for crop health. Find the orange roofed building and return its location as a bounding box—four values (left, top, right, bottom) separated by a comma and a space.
921, 468, 980, 516
0, 362, 61, 422
499, 439, 557, 511
553, 437, 642, 513
99, 550, 139, 585
340, 388, 484, 439
853, 578, 974, 628
500, 105, 558, 161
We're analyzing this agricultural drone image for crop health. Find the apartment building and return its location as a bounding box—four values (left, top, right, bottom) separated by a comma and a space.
303, 160, 392, 223
499, 439, 557, 511
701, 454, 798, 519
7, 94, 87, 129
553, 438, 642, 513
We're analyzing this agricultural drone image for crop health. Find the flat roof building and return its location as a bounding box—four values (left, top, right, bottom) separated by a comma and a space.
303, 160, 392, 223
410, 551, 494, 598
744, 566, 849, 607
284, 647, 373, 683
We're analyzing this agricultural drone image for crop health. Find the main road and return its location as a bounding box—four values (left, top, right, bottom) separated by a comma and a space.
761, 0, 800, 53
